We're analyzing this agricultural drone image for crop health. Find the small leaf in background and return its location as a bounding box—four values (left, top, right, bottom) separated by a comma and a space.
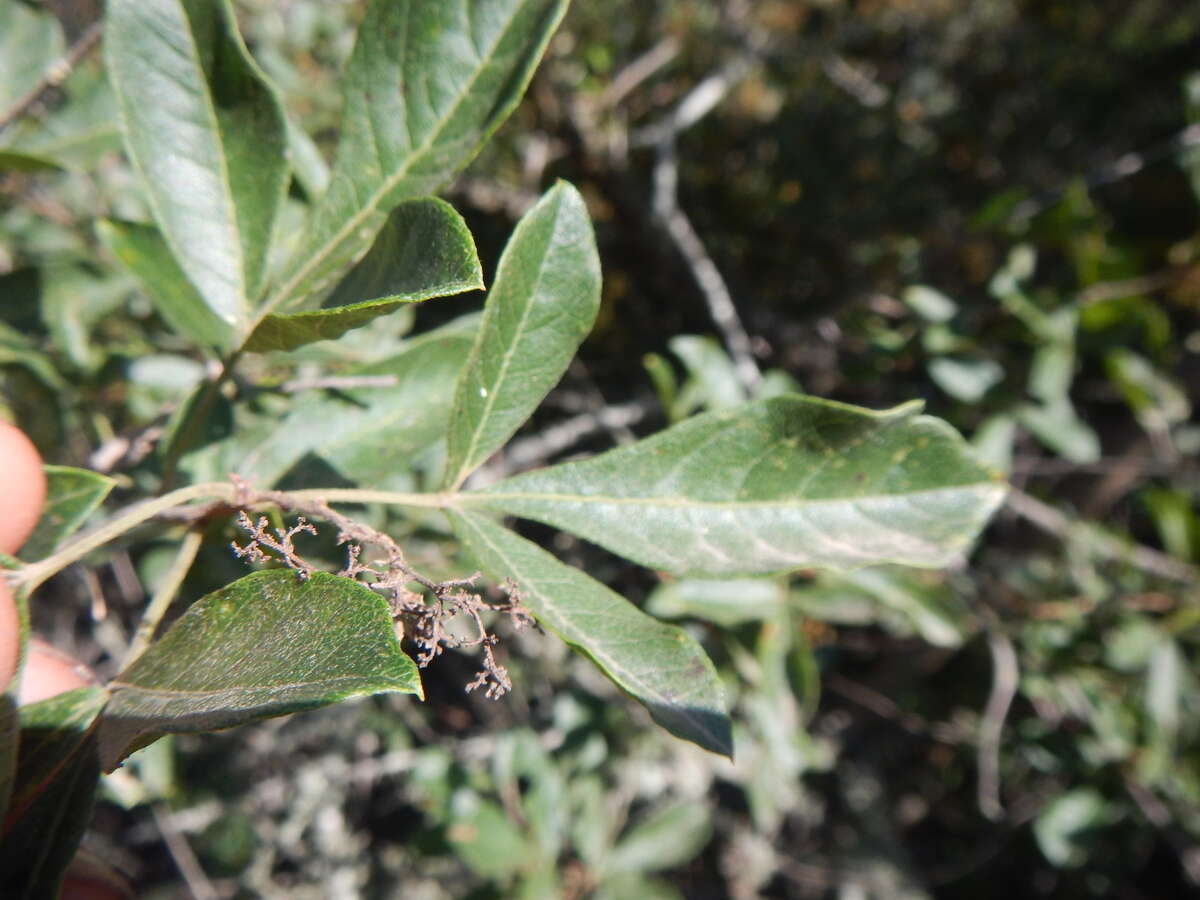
38, 264, 133, 373
185, 326, 473, 489
270, 0, 570, 311
447, 791, 531, 880
443, 181, 601, 489
647, 578, 787, 627
98, 571, 421, 771
1017, 400, 1101, 464
928, 356, 1005, 404
668, 335, 749, 413
4, 64, 121, 169
449, 510, 732, 757
106, 0, 288, 336
793, 567, 971, 648
971, 414, 1017, 475
469, 395, 1007, 576
1140, 487, 1198, 563
0, 150, 61, 173
99, 219, 234, 351
1106, 348, 1191, 436
0, 0, 63, 111
243, 198, 482, 352
0, 687, 107, 900
19, 466, 114, 562
595, 873, 685, 900
604, 801, 713, 875
903, 285, 958, 323
1033, 788, 1110, 868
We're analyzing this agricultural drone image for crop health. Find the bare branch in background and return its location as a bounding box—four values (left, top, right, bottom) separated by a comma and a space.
1006, 488, 1199, 584
0, 21, 103, 134
653, 139, 762, 393
977, 625, 1019, 821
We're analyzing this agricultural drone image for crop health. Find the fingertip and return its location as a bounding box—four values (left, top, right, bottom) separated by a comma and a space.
19, 638, 94, 705
0, 420, 46, 555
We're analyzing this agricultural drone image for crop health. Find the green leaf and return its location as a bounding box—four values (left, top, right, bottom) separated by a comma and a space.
99, 219, 234, 350
243, 197, 482, 352
38, 264, 133, 373
182, 325, 474, 489
5, 63, 121, 169
0, 687, 106, 900
268, 0, 569, 312
793, 568, 970, 648
443, 182, 601, 488
106, 0, 288, 336
1033, 788, 1109, 868
448, 792, 533, 880
449, 510, 732, 757
903, 284, 958, 322
0, 150, 61, 173
98, 570, 421, 771
19, 466, 115, 562
465, 395, 1007, 576
646, 578, 787, 627
0, 0, 63, 111
606, 801, 713, 874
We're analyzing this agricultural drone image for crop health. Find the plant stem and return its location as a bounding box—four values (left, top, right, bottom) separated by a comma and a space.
15, 482, 235, 595
12, 483, 458, 597
124, 528, 205, 667
283, 488, 453, 508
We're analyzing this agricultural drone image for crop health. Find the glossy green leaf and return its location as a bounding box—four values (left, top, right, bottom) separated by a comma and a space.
449, 510, 732, 757
268, 0, 569, 312
19, 466, 114, 562
243, 198, 482, 352
0, 687, 106, 900
466, 395, 1007, 576
106, 0, 288, 335
99, 219, 234, 350
98, 570, 421, 771
443, 182, 601, 488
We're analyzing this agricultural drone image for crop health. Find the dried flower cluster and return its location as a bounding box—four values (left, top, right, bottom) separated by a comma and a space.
230, 488, 531, 698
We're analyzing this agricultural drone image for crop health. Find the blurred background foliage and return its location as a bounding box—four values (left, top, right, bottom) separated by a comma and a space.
2, 0, 1199, 897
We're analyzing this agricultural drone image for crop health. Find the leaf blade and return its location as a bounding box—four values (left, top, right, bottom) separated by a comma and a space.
99, 219, 235, 350
449, 510, 732, 757
243, 197, 482, 353
466, 396, 1007, 576
0, 688, 106, 900
268, 0, 569, 312
19, 466, 115, 562
443, 181, 601, 488
106, 0, 288, 334
98, 570, 420, 771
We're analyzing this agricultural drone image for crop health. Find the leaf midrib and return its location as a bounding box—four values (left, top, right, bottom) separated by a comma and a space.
108, 673, 407, 698
260, 1, 534, 322
114, 0, 249, 325
467, 480, 1006, 511
449, 195, 559, 488
455, 513, 722, 733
